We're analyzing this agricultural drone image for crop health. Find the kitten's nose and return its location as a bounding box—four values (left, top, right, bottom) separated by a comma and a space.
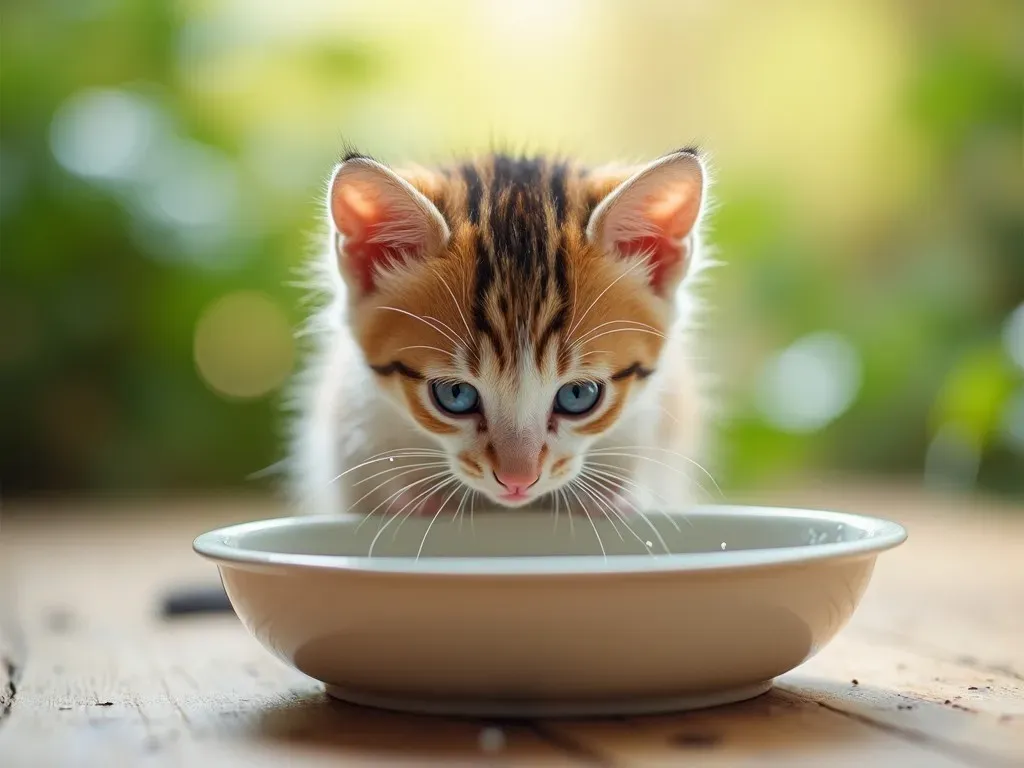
493, 470, 541, 494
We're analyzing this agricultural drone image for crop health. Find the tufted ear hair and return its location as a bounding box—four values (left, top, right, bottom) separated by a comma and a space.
585, 149, 706, 296
328, 156, 450, 294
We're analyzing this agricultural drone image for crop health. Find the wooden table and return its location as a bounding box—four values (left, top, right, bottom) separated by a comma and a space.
1, 483, 1021, 767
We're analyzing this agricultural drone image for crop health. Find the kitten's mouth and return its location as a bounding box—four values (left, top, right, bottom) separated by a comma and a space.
498, 489, 532, 503
479, 483, 539, 507
487, 469, 541, 506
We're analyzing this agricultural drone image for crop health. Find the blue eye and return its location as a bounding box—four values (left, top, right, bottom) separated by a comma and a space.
431, 380, 480, 415
554, 381, 602, 415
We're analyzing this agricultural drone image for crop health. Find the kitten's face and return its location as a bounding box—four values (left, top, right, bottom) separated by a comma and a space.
330, 151, 705, 507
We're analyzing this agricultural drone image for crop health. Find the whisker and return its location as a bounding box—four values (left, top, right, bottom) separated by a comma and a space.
423, 314, 470, 349
573, 478, 625, 542
586, 318, 663, 334
353, 469, 452, 532
581, 469, 675, 550
581, 479, 634, 544
565, 480, 606, 560
585, 456, 704, 499
657, 405, 681, 426
590, 446, 724, 497
416, 481, 464, 560
583, 464, 685, 531
469, 489, 477, 535
334, 449, 448, 476
575, 475, 644, 546
399, 475, 456, 527
246, 458, 288, 481
453, 486, 471, 529
566, 259, 646, 342
351, 461, 449, 488
587, 453, 713, 500
577, 471, 657, 541
383, 474, 458, 549
377, 306, 465, 350
567, 265, 579, 339
359, 446, 447, 462
436, 274, 475, 352
397, 345, 457, 360
570, 327, 666, 350
571, 319, 666, 349
559, 488, 574, 536
346, 465, 450, 516
328, 450, 447, 485
369, 475, 457, 555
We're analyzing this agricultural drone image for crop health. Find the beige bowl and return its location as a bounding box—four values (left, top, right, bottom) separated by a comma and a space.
194, 505, 906, 717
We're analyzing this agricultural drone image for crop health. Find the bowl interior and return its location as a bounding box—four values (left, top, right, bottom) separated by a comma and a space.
214, 506, 899, 560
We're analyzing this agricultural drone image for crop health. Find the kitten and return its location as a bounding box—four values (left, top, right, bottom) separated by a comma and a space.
287, 148, 714, 522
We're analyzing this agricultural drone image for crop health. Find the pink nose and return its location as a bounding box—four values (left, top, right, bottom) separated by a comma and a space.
493, 470, 540, 494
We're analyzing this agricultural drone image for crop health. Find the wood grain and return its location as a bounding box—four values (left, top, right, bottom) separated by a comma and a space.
0, 484, 1020, 767
0, 618, 18, 734
0, 516, 25, 740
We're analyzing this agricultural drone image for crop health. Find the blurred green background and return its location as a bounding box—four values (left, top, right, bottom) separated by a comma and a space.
2, 0, 1021, 500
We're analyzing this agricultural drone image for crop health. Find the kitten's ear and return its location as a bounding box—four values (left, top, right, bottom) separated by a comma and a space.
328, 157, 450, 294
585, 149, 705, 296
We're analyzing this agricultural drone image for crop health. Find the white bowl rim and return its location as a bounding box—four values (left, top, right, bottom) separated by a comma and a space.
193, 504, 907, 577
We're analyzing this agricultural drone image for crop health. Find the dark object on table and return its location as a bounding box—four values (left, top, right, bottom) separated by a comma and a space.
161, 585, 234, 617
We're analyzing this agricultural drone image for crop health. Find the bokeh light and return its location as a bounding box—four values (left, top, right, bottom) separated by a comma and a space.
193, 292, 295, 400
1004, 303, 1024, 371
754, 332, 862, 434
1001, 390, 1024, 454
134, 139, 243, 263
2, 0, 1020, 496
139, 142, 239, 232
924, 422, 981, 491
49, 89, 161, 183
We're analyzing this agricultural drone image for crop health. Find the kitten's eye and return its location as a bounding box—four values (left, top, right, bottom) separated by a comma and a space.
431, 380, 480, 415
554, 381, 603, 415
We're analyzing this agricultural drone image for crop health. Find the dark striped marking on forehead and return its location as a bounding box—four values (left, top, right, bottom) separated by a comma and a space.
446, 154, 598, 372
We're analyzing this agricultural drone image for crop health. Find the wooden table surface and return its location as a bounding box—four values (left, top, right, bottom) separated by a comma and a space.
1, 483, 1021, 767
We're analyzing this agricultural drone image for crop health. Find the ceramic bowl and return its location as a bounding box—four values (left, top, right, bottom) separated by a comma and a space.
194, 505, 906, 717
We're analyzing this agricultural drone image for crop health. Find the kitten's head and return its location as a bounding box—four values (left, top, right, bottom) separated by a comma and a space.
328, 149, 707, 507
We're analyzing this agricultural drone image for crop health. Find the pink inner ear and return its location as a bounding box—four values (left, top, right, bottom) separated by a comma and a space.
594, 154, 704, 296
616, 234, 684, 292
613, 192, 696, 293
333, 186, 401, 293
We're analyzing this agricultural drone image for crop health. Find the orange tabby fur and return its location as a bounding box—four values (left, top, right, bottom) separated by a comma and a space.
288, 148, 713, 523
